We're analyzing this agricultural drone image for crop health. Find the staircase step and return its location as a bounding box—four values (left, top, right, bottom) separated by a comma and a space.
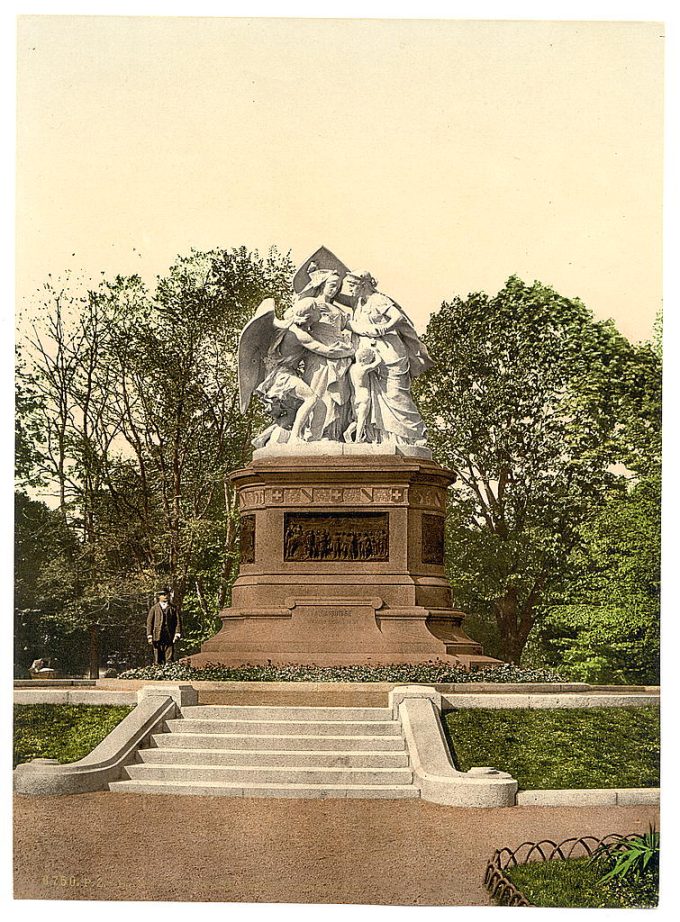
109, 703, 419, 800
123, 763, 413, 786
150, 732, 406, 751
165, 718, 401, 737
109, 778, 420, 799
181, 705, 393, 722
137, 747, 409, 768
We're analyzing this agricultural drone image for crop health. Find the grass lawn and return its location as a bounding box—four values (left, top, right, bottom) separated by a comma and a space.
14, 704, 134, 768
503, 857, 658, 908
444, 707, 659, 789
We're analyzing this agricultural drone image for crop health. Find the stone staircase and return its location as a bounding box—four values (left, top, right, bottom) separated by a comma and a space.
108, 705, 420, 799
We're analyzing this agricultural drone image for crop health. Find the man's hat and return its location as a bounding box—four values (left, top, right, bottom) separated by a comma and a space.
156, 587, 171, 597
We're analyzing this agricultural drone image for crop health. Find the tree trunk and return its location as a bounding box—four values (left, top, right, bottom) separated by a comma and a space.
493, 587, 536, 664
88, 622, 100, 679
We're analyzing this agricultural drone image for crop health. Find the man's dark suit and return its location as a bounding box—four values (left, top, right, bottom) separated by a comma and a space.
146, 602, 182, 664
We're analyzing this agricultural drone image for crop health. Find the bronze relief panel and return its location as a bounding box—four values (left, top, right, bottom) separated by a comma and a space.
422, 513, 445, 565
284, 511, 389, 562
240, 514, 256, 563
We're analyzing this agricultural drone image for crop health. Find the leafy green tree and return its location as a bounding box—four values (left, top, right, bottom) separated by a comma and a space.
17, 246, 293, 669
101, 246, 293, 623
14, 491, 82, 674
15, 352, 45, 489
415, 276, 657, 663
526, 310, 661, 683
527, 472, 660, 684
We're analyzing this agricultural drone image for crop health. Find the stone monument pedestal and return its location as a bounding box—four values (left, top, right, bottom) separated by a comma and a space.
189, 445, 500, 669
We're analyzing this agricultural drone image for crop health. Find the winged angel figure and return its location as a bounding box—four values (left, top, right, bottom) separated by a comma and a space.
238, 247, 433, 449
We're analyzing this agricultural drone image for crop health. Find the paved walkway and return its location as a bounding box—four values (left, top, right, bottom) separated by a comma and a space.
13, 793, 658, 905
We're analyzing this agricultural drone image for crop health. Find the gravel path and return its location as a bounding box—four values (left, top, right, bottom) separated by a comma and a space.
13, 793, 659, 905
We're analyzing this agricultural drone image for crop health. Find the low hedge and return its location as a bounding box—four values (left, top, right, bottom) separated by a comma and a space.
117, 661, 565, 684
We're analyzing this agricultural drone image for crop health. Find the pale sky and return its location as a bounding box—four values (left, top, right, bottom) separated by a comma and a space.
16, 16, 664, 340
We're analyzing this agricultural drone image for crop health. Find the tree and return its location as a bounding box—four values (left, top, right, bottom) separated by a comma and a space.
526, 311, 662, 683
16, 245, 294, 670
527, 472, 660, 684
101, 246, 293, 618
415, 276, 658, 663
14, 491, 81, 674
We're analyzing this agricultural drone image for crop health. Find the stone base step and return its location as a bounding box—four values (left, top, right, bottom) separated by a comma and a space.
165, 718, 401, 737
150, 732, 406, 751
137, 747, 409, 768
109, 778, 420, 799
123, 763, 413, 785
180, 705, 393, 722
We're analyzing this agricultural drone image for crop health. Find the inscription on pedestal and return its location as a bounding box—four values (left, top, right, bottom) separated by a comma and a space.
422, 513, 445, 565
240, 514, 256, 563
284, 512, 389, 562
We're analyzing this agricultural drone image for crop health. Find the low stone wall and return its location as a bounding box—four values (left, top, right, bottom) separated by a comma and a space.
440, 692, 659, 710
14, 679, 659, 708
517, 788, 660, 806
391, 686, 518, 807
14, 689, 138, 706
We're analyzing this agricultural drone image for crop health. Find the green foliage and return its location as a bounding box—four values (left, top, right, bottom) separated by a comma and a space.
444, 707, 659, 789
591, 826, 659, 885
16, 246, 293, 670
527, 472, 660, 684
118, 661, 565, 683
503, 855, 658, 908
15, 350, 46, 488
17, 261, 661, 679
13, 704, 133, 767
14, 491, 83, 674
415, 275, 661, 664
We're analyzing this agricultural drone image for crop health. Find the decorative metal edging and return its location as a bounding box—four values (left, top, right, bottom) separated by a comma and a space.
484, 833, 637, 907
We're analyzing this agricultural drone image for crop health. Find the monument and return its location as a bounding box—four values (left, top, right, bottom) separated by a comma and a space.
188, 248, 500, 668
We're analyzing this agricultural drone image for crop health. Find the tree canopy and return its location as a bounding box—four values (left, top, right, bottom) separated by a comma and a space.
415, 276, 661, 665
16, 261, 661, 681
15, 246, 293, 673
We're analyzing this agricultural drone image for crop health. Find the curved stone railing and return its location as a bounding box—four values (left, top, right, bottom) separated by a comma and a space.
389, 685, 518, 807
13, 684, 197, 796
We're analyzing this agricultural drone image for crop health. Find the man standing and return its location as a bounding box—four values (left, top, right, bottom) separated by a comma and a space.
146, 588, 182, 664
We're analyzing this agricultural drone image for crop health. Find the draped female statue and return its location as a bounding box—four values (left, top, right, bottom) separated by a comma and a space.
344, 270, 432, 446
237, 248, 432, 450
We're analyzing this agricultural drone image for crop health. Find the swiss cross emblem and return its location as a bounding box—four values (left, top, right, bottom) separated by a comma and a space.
331, 488, 344, 503
391, 488, 404, 502
271, 488, 284, 502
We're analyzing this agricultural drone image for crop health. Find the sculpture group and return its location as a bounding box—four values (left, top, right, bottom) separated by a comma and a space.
238, 247, 433, 449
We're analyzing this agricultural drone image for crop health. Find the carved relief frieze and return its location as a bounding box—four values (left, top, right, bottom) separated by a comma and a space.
410, 485, 447, 511
239, 485, 409, 508
239, 488, 266, 510
284, 511, 389, 562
